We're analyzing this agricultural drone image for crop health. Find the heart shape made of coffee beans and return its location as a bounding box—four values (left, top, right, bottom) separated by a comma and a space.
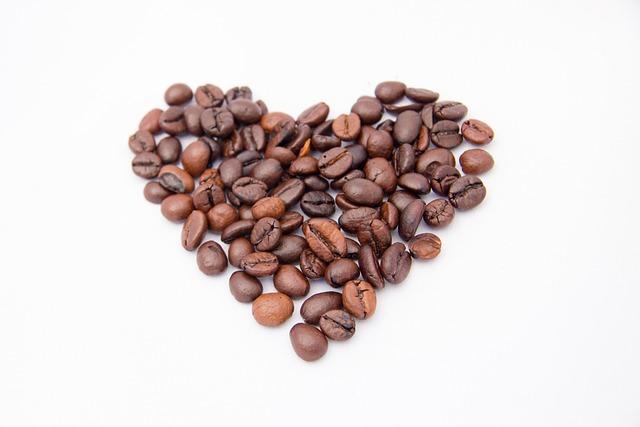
129, 81, 494, 362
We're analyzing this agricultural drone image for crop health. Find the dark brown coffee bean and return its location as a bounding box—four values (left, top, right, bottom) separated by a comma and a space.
393, 110, 421, 144
218, 157, 242, 188
253, 292, 293, 326
405, 87, 439, 103
193, 182, 225, 212
380, 242, 412, 284
181, 210, 208, 251
139, 108, 162, 134
237, 151, 262, 177
228, 237, 254, 268
231, 177, 268, 204
431, 120, 462, 149
399, 199, 425, 241
424, 199, 455, 228
143, 181, 172, 204
364, 129, 394, 159
184, 105, 203, 136
157, 136, 182, 164
297, 102, 330, 126
375, 81, 406, 103
346, 143, 368, 169
196, 240, 228, 275
357, 219, 391, 257
324, 258, 360, 288
311, 120, 341, 151
357, 244, 385, 289
342, 280, 376, 319
415, 125, 431, 153
393, 143, 416, 175
343, 178, 384, 207
376, 119, 395, 133
461, 119, 494, 145
227, 99, 261, 124
249, 159, 283, 188
300, 191, 335, 217
302, 218, 347, 263
226, 190, 242, 207
195, 84, 224, 108
221, 219, 255, 243
240, 124, 266, 151
331, 170, 365, 191
319, 309, 356, 341
241, 251, 279, 277
345, 238, 361, 259
225, 86, 252, 103
335, 194, 361, 211
338, 207, 379, 233
301, 292, 343, 325
159, 106, 186, 135
388, 190, 418, 212
181, 139, 211, 177
416, 148, 456, 175
164, 83, 192, 105
300, 249, 327, 279
448, 175, 486, 210
279, 211, 304, 234
318, 147, 353, 179
460, 149, 494, 174
200, 107, 234, 137
271, 178, 305, 209
380, 201, 399, 230
384, 102, 424, 114
364, 158, 397, 194
274, 265, 310, 298
434, 101, 468, 121
398, 172, 430, 194
250, 217, 282, 251
303, 175, 329, 191
420, 103, 434, 130
351, 96, 383, 124
161, 194, 194, 222
290, 323, 328, 361
271, 234, 307, 263
128, 130, 156, 153
332, 113, 361, 141
158, 165, 195, 193
288, 156, 319, 176
221, 130, 243, 157
206, 202, 238, 232
408, 233, 442, 260
229, 271, 262, 302
431, 165, 461, 196
132, 152, 162, 178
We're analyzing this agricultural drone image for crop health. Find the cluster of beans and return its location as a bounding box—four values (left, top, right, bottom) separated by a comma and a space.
129, 81, 494, 361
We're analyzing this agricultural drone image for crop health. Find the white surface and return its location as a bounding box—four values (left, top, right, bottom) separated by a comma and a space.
1, 0, 639, 426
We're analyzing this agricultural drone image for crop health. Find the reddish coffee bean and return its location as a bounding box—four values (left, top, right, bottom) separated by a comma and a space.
460, 149, 494, 174
161, 194, 194, 222
461, 119, 494, 145
253, 292, 293, 326
274, 265, 310, 298
228, 237, 254, 268
196, 240, 228, 275
182, 210, 208, 251
408, 233, 442, 260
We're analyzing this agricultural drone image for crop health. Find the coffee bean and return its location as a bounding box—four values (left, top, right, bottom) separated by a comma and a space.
250, 217, 282, 251
229, 271, 262, 302
218, 157, 243, 188
128, 130, 156, 153
301, 191, 335, 217
356, 219, 391, 257
364, 158, 397, 194
271, 234, 307, 263
300, 291, 343, 325
274, 265, 310, 298
221, 131, 243, 157
343, 178, 384, 207
431, 120, 462, 149
231, 177, 268, 204
384, 102, 424, 114
289, 156, 319, 176
405, 87, 439, 103
240, 124, 266, 151
206, 203, 238, 232
351, 96, 383, 124
393, 143, 416, 175
357, 244, 385, 289
195, 84, 224, 108
161, 194, 194, 222
143, 181, 172, 204
346, 143, 368, 169
363, 129, 394, 159
431, 165, 461, 196
330, 169, 365, 191
200, 167, 224, 187
139, 108, 162, 134
290, 323, 328, 361
380, 242, 412, 284
408, 233, 442, 260
157, 136, 182, 164
342, 280, 377, 319
416, 148, 456, 175
461, 119, 494, 145
132, 152, 162, 178
261, 112, 295, 133
388, 190, 418, 212
228, 237, 254, 268
249, 197, 284, 220
279, 211, 304, 234
332, 113, 361, 141
393, 110, 421, 144
335, 193, 361, 211
200, 107, 235, 138
338, 207, 379, 233
184, 105, 204, 136
226, 99, 261, 124
159, 106, 186, 135
345, 238, 361, 259
420, 103, 434, 129
399, 199, 425, 241
415, 125, 431, 153
181, 139, 211, 177
225, 86, 252, 103
380, 201, 399, 230
221, 219, 255, 243
324, 258, 360, 288
319, 309, 356, 341
196, 240, 228, 275
164, 83, 192, 105
249, 159, 283, 188
192, 182, 225, 213
182, 210, 208, 251
271, 178, 305, 209
460, 149, 494, 174
448, 175, 486, 210
434, 101, 468, 121
311, 120, 341, 151
241, 251, 279, 277
253, 292, 293, 326
300, 249, 327, 279
158, 165, 195, 193
376, 119, 394, 133
398, 172, 431, 194
238, 205, 254, 221
375, 81, 406, 103
303, 175, 329, 191
318, 147, 353, 179
297, 102, 330, 126
424, 199, 455, 228
302, 218, 347, 263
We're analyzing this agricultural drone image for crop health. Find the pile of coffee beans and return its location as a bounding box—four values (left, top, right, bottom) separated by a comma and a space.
129, 81, 494, 361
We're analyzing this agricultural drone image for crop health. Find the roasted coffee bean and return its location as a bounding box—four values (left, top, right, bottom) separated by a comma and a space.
357, 219, 391, 257
398, 172, 430, 194
431, 120, 462, 149
226, 190, 242, 207
301, 191, 335, 217
420, 103, 435, 129
393, 143, 416, 175
324, 258, 360, 288
204, 136, 223, 162
461, 119, 494, 145
206, 202, 238, 231
345, 238, 361, 259
218, 157, 243, 188
380, 201, 399, 230
272, 234, 307, 263
181, 139, 211, 177
393, 110, 422, 144
303, 175, 329, 191
238, 205, 254, 221
229, 271, 262, 302
351, 96, 383, 124
448, 175, 486, 210
302, 218, 347, 263
434, 101, 468, 121
158, 165, 195, 193
157, 136, 182, 164
415, 125, 431, 152
221, 219, 255, 243
161, 194, 194, 222
236, 150, 262, 175
405, 87, 439, 103
416, 148, 456, 175
261, 111, 295, 133
311, 124, 341, 151
408, 233, 442, 260
300, 249, 327, 279
346, 143, 367, 169
241, 251, 279, 277
128, 130, 156, 153
331, 170, 365, 191
376, 119, 395, 133
335, 193, 361, 211
164, 83, 192, 105
384, 102, 423, 114
241, 124, 266, 151
388, 190, 418, 212
196, 240, 228, 275
297, 102, 330, 126
357, 244, 385, 289
289, 156, 318, 176
332, 113, 361, 141
195, 84, 224, 108
249, 158, 283, 188
250, 217, 282, 251
132, 152, 162, 178
380, 242, 412, 284
431, 165, 461, 196
225, 86, 252, 103
343, 178, 384, 207
228, 237, 254, 268
375, 81, 406, 103
274, 265, 310, 298
364, 129, 394, 159
320, 309, 356, 341
159, 106, 186, 135
251, 197, 285, 220
399, 199, 425, 241
338, 207, 379, 233
290, 323, 328, 361
342, 280, 377, 319
460, 149, 494, 174
182, 210, 208, 251
139, 108, 162, 134
253, 292, 293, 326
279, 211, 304, 234
231, 177, 268, 204
184, 105, 204, 136
228, 99, 262, 124
364, 158, 397, 194
221, 130, 243, 157
318, 147, 353, 179
200, 107, 234, 137
271, 178, 305, 209
143, 181, 172, 204
301, 292, 343, 325
424, 199, 455, 228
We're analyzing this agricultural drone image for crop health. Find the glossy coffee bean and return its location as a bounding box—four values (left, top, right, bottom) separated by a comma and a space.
196, 240, 228, 275
139, 108, 162, 134
241, 251, 279, 277
388, 190, 418, 212
393, 143, 416, 175
200, 167, 224, 187
181, 139, 211, 177
346, 143, 367, 170
300, 191, 335, 217
274, 265, 310, 298
164, 83, 192, 105
184, 105, 204, 136
302, 218, 347, 263
157, 136, 182, 164
132, 152, 162, 178
431, 165, 461, 196
424, 199, 455, 228
357, 219, 391, 257
200, 107, 234, 138
343, 178, 384, 207
434, 101, 468, 121
399, 199, 425, 241
331, 170, 365, 191
393, 110, 421, 144
320, 309, 356, 341
232, 177, 268, 204
301, 291, 343, 325
206, 203, 238, 232
228, 237, 254, 268
128, 130, 156, 153
251, 197, 285, 220
338, 207, 379, 233
297, 102, 330, 126
303, 175, 329, 191
405, 87, 439, 103
364, 158, 397, 194
460, 149, 494, 174
318, 147, 353, 179
195, 84, 224, 108
228, 99, 262, 124
398, 172, 430, 194
143, 181, 172, 204
380, 242, 412, 284
290, 323, 328, 361
249, 159, 283, 188
271, 178, 305, 209
380, 201, 399, 230
221, 219, 255, 243
448, 175, 486, 210
218, 157, 243, 188
182, 210, 208, 251
289, 156, 319, 176
332, 113, 361, 141
375, 81, 406, 103
158, 165, 195, 193
342, 280, 377, 320
408, 233, 442, 260
461, 119, 494, 145
324, 258, 360, 288
193, 182, 225, 212
229, 271, 262, 302
261, 112, 294, 133
384, 102, 423, 114
431, 120, 462, 149
416, 148, 456, 175
159, 106, 186, 135
279, 211, 304, 234
345, 238, 361, 259
271, 234, 307, 263
351, 96, 383, 124
250, 217, 282, 251
357, 244, 385, 289
300, 249, 327, 279
253, 292, 293, 326
364, 129, 394, 159
160, 194, 194, 222
241, 124, 266, 151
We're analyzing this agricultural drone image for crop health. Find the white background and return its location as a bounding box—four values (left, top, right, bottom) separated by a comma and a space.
1, 0, 639, 426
